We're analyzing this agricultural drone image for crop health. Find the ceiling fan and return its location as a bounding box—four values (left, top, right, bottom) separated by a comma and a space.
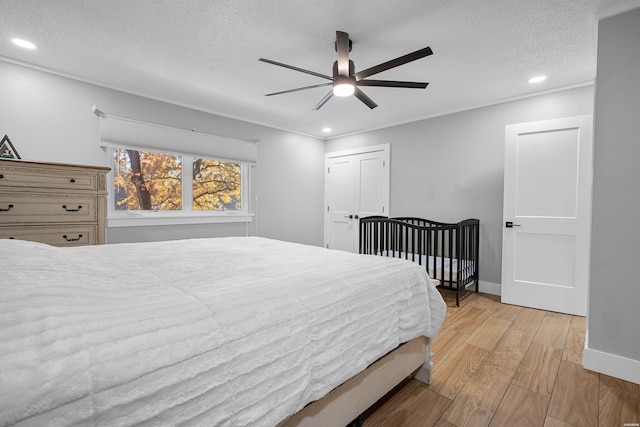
259, 31, 433, 110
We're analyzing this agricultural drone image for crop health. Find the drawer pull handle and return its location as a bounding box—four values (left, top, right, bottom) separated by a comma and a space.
62, 234, 83, 242
70, 178, 76, 183
62, 205, 82, 212
1, 204, 14, 212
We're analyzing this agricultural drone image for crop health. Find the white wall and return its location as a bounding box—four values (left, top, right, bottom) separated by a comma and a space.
0, 60, 325, 246
584, 6, 640, 384
326, 85, 595, 287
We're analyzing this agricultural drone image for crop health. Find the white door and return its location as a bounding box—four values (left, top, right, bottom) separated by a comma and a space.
325, 144, 390, 252
502, 115, 593, 316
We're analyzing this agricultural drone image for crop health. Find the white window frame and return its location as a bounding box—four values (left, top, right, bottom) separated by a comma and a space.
106, 147, 252, 228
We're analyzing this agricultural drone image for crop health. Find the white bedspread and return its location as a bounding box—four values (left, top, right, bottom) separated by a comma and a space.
0, 237, 445, 427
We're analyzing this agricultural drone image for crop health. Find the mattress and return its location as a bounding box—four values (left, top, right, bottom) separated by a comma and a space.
378, 250, 476, 283
0, 237, 445, 427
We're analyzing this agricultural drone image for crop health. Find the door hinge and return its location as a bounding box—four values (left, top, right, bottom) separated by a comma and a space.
327, 167, 330, 173
327, 205, 330, 212
383, 160, 386, 167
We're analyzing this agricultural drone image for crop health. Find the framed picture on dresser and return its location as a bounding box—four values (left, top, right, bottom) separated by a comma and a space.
0, 135, 20, 159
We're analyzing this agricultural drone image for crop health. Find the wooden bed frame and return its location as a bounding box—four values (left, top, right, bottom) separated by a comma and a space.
360, 216, 480, 306
278, 336, 431, 427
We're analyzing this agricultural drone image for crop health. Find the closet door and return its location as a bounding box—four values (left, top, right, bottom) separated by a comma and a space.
325, 144, 389, 252
501, 115, 593, 316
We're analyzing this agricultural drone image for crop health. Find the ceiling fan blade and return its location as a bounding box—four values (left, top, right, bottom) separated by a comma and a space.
336, 31, 350, 76
354, 87, 378, 109
355, 47, 433, 80
265, 82, 332, 96
259, 58, 333, 80
313, 91, 334, 110
356, 80, 429, 89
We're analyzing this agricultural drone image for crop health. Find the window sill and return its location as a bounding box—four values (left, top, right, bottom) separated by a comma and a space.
108, 212, 253, 228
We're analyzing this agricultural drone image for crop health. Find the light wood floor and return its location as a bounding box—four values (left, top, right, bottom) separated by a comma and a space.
362, 292, 640, 427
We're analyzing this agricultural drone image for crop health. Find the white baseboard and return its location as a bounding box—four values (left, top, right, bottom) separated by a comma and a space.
583, 332, 640, 385
478, 281, 501, 296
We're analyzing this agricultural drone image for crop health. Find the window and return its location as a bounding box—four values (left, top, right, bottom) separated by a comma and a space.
113, 149, 183, 211
95, 110, 256, 226
109, 147, 249, 226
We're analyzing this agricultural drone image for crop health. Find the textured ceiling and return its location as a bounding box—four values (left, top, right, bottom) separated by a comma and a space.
1, 0, 638, 139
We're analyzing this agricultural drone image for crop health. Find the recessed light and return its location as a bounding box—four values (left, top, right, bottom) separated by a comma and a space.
528, 75, 547, 84
322, 127, 332, 133
12, 38, 37, 49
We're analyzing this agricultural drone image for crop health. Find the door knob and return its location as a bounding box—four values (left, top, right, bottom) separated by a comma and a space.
505, 221, 521, 228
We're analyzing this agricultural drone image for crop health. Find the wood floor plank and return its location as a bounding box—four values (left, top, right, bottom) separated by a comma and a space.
468, 293, 501, 311
469, 294, 520, 322
489, 384, 549, 427
429, 343, 489, 399
441, 362, 514, 427
599, 373, 640, 427
430, 327, 470, 370
363, 378, 421, 427
377, 385, 451, 427
601, 373, 640, 396
543, 416, 574, 427
445, 306, 493, 335
439, 306, 468, 330
512, 342, 562, 396
532, 315, 570, 350
433, 419, 456, 427
489, 303, 522, 322
548, 360, 599, 427
510, 307, 546, 336
562, 316, 586, 364
487, 328, 536, 371
466, 317, 512, 351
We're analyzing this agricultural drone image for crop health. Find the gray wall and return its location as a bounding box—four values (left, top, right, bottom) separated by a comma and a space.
589, 7, 640, 361
326, 85, 594, 286
0, 60, 325, 246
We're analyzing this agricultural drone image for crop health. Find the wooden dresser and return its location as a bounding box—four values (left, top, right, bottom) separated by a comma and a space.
0, 159, 110, 246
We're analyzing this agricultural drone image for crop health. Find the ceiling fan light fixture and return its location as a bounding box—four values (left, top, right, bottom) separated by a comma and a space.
333, 83, 355, 97
333, 76, 355, 97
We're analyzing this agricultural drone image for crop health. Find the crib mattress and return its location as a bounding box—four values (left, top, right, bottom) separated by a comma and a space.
0, 237, 445, 427
379, 250, 476, 283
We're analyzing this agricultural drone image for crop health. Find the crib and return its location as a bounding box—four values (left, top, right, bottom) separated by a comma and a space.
359, 216, 480, 306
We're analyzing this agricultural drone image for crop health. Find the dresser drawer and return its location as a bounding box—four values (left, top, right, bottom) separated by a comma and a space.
0, 194, 97, 224
0, 225, 97, 246
0, 166, 100, 192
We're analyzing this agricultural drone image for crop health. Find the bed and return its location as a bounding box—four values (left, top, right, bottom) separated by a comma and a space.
0, 236, 445, 427
359, 216, 480, 306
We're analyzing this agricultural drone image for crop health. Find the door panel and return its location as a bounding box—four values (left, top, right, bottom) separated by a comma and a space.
358, 155, 385, 218
325, 145, 389, 252
514, 232, 576, 287
327, 158, 356, 252
502, 115, 592, 315
515, 129, 579, 218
